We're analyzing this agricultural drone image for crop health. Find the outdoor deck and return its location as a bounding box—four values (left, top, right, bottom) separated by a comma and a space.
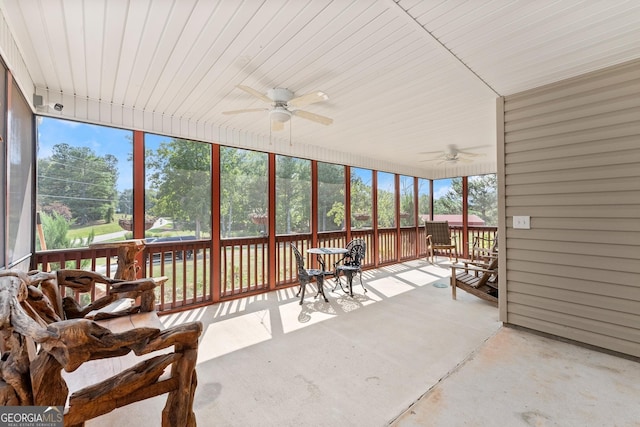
83, 257, 640, 427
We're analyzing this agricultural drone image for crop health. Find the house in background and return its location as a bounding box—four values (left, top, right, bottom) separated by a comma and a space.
425, 215, 486, 227
0, 1, 637, 358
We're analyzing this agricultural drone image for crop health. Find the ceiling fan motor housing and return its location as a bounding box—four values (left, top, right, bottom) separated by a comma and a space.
268, 88, 295, 122
267, 88, 294, 103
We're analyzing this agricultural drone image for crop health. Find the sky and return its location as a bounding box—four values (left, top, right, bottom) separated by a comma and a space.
37, 116, 452, 196
37, 117, 133, 191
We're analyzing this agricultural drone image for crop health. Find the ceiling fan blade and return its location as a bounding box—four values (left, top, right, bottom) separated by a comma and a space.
457, 150, 483, 157
271, 120, 284, 132
292, 109, 333, 125
236, 85, 272, 103
222, 108, 268, 115
288, 91, 329, 108
455, 145, 491, 155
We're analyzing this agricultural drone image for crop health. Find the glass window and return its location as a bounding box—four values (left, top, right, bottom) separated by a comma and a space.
37, 118, 130, 249
468, 174, 498, 227
399, 175, 414, 227
350, 168, 372, 229
145, 134, 211, 239
317, 162, 345, 232
417, 178, 430, 225
8, 81, 32, 264
433, 178, 462, 226
377, 171, 395, 228
220, 147, 268, 237
276, 155, 310, 235
0, 62, 5, 267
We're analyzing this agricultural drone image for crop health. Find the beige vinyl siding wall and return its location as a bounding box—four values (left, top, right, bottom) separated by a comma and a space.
501, 59, 640, 358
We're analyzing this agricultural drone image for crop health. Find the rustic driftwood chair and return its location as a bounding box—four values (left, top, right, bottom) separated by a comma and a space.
450, 257, 498, 306
424, 221, 458, 263
291, 244, 328, 304
334, 240, 367, 296
0, 268, 202, 427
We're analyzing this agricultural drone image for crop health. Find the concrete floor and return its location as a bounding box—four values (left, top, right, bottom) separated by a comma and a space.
393, 326, 640, 427
85, 258, 640, 427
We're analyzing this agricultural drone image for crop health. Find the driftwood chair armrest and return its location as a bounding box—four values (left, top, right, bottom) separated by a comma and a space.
56, 269, 118, 292
131, 321, 203, 356
108, 278, 157, 294
55, 271, 167, 318
110, 276, 167, 313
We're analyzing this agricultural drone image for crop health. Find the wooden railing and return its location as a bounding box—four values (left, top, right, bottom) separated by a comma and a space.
146, 239, 212, 311
33, 226, 497, 313
350, 229, 375, 268
220, 237, 268, 297
377, 228, 397, 265
400, 228, 418, 260
449, 226, 498, 259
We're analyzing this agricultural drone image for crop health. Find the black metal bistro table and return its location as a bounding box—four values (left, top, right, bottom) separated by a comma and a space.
306, 247, 348, 292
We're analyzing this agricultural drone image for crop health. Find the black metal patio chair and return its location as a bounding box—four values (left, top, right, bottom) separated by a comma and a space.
291, 243, 328, 304
334, 240, 367, 296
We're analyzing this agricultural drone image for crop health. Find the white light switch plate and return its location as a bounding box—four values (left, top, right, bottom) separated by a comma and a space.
513, 216, 530, 229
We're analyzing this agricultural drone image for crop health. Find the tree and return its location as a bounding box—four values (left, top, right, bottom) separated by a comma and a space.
350, 169, 372, 228
118, 189, 133, 215
376, 172, 396, 228
318, 163, 344, 231
220, 147, 268, 237
417, 178, 430, 224
434, 175, 497, 226
39, 201, 73, 222
434, 178, 463, 215
468, 174, 498, 226
146, 139, 211, 238
38, 143, 118, 223
377, 189, 395, 227
38, 211, 94, 250
399, 176, 415, 226
276, 156, 310, 234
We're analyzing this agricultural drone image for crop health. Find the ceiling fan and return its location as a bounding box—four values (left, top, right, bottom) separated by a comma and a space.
420, 145, 487, 164
223, 85, 333, 131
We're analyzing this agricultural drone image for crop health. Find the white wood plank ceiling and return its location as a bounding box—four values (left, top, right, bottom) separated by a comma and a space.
1, 0, 639, 178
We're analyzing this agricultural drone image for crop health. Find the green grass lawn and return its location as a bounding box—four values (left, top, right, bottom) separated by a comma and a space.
67, 214, 128, 241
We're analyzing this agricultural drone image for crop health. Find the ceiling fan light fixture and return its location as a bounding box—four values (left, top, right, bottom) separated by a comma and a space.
270, 108, 291, 123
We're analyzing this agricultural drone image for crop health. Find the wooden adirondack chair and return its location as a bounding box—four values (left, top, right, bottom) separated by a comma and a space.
450, 257, 498, 306
470, 232, 498, 262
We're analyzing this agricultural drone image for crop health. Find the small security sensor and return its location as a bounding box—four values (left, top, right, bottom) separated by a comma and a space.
53, 103, 63, 111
